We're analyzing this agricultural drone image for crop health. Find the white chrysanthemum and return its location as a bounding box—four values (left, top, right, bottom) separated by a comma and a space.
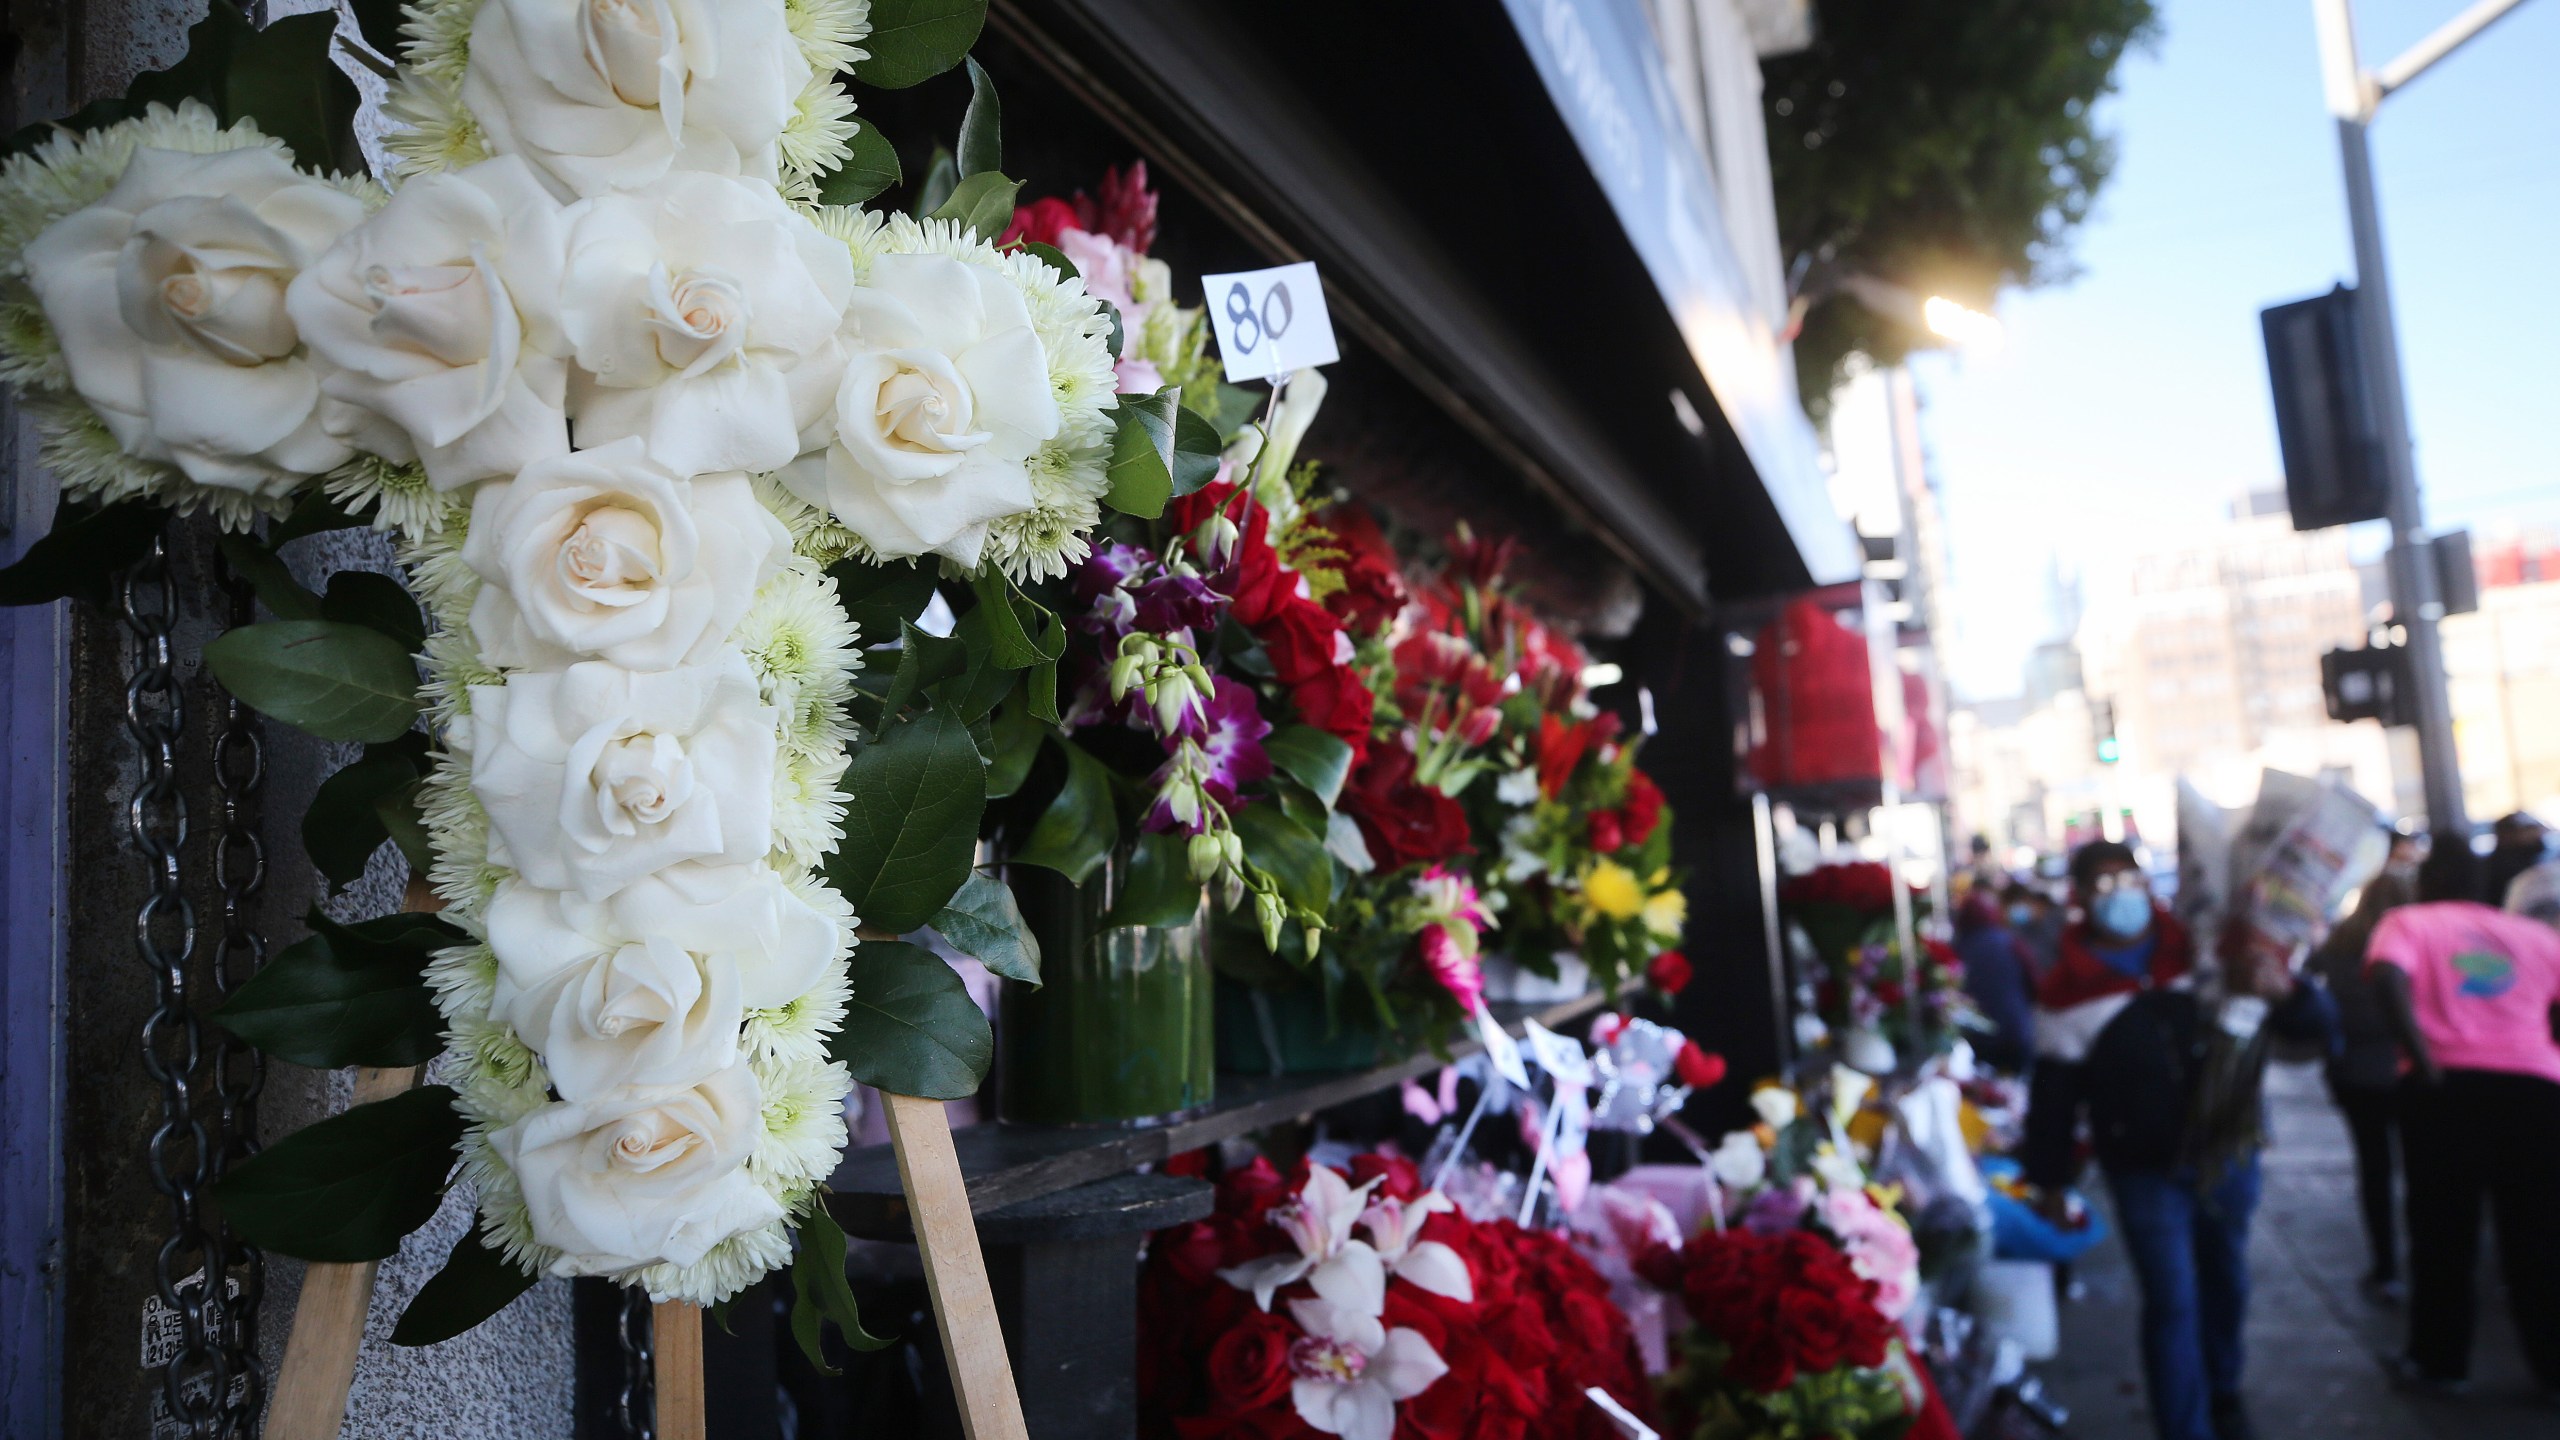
458, 1127, 557, 1277
633, 1218, 795, 1306
424, 940, 500, 1022
751, 469, 868, 565
418, 753, 503, 916
994, 440, 1109, 583
403, 543, 482, 641
326, 458, 455, 544
777, 78, 859, 206
787, 0, 872, 72
418, 629, 502, 728
448, 1016, 552, 1122
0, 100, 279, 280
744, 960, 851, 1067
771, 747, 850, 870
384, 73, 491, 180
750, 1054, 853, 1186
735, 558, 861, 755
399, 0, 483, 85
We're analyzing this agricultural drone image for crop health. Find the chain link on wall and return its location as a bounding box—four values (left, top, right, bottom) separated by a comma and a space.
122, 532, 232, 1439
617, 1290, 656, 1440
207, 556, 269, 1434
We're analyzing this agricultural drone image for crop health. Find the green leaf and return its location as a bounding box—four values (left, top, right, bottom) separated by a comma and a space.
852, 0, 988, 89
378, 779, 433, 875
1101, 299, 1124, 359
1235, 805, 1330, 918
955, 57, 1001, 177
930, 870, 1041, 984
1018, 241, 1076, 282
215, 1085, 465, 1263
827, 559, 938, 641
985, 703, 1044, 800
967, 570, 1060, 671
0, 500, 162, 608
878, 619, 971, 723
817, 119, 902, 206
789, 1207, 894, 1374
936, 610, 1020, 724
1102, 831, 1204, 930
930, 170, 1021, 242
1025, 610, 1067, 727
203, 620, 422, 743
214, 531, 322, 620
1010, 737, 1118, 885
822, 710, 986, 934
392, 1228, 539, 1347
1264, 725, 1354, 809
829, 940, 993, 1099
1211, 383, 1264, 442
304, 734, 431, 890
914, 145, 959, 218
210, 911, 461, 1069
322, 571, 427, 652
1102, 392, 1180, 519
224, 9, 358, 170
1169, 401, 1225, 498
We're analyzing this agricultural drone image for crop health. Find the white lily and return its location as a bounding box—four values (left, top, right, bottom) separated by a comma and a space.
1358, 1191, 1473, 1303
1219, 1167, 1388, 1314
1285, 1297, 1448, 1440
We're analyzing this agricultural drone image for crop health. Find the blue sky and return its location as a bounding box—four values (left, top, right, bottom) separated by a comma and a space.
1909, 0, 2560, 700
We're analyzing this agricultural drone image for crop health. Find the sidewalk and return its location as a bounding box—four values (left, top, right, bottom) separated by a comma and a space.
2041, 1061, 2549, 1440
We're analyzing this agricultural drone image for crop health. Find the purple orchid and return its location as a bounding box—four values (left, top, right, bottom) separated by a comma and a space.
1144, 676, 1274, 834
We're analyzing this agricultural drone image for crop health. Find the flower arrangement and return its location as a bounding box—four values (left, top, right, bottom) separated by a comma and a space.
1141, 1153, 1652, 1440
1635, 1227, 1915, 1440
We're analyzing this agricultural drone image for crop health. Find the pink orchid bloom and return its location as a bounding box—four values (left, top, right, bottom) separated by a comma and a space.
1358, 1190, 1474, 1302
1219, 1167, 1388, 1314
1286, 1296, 1448, 1440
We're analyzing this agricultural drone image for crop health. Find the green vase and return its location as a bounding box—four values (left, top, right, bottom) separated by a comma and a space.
999, 855, 1214, 1126
1213, 976, 1385, 1075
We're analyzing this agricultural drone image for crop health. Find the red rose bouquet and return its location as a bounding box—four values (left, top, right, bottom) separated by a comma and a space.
1142, 1155, 1652, 1440
1637, 1227, 1916, 1440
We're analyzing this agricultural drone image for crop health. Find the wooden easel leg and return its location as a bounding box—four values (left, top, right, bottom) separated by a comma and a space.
882, 1092, 1029, 1440
263, 1064, 423, 1440
652, 1300, 705, 1440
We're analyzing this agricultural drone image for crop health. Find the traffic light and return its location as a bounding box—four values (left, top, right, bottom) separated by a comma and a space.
2091, 697, 2120, 764
2263, 286, 2388, 531
2322, 645, 2415, 726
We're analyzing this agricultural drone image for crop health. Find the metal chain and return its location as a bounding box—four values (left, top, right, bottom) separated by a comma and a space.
616, 1290, 656, 1440
123, 532, 233, 1438
206, 556, 269, 1434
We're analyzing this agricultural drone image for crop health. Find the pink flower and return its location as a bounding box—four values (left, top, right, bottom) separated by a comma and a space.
1418, 923, 1483, 1011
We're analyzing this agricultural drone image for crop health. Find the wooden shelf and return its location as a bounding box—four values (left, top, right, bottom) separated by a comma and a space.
825, 989, 1613, 1240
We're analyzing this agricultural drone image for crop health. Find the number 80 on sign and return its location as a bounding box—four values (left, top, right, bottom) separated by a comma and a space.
1200, 261, 1340, 384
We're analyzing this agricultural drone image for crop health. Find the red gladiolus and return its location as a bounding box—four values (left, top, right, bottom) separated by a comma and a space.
1620, 770, 1665, 846
1537, 714, 1596, 800
1675, 1041, 1726, 1090
1647, 949, 1693, 995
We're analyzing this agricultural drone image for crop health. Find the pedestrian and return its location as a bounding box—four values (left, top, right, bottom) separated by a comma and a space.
2482, 811, 2550, 909
2003, 880, 2063, 978
2023, 840, 2331, 1440
2304, 840, 2417, 1302
2367, 851, 2560, 1401
1953, 889, 2034, 1071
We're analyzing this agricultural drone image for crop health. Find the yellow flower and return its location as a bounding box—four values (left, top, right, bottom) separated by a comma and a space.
1641, 886, 1686, 940
1582, 859, 1645, 920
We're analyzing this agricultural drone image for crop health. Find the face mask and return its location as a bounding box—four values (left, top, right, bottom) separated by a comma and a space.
2006, 904, 2036, 929
2094, 887, 2150, 938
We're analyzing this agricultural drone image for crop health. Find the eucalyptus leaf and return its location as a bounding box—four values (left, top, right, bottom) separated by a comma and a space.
304, 733, 431, 890
930, 870, 1041, 984
967, 570, 1060, 671
377, 779, 434, 875
821, 710, 986, 934
1325, 809, 1376, 874
829, 940, 993, 1098
789, 1207, 894, 1374
322, 570, 427, 652
1234, 805, 1330, 918
985, 703, 1044, 800
210, 910, 461, 1069
1102, 831, 1204, 930
1026, 609, 1067, 726
955, 57, 1001, 177
850, 0, 987, 89
827, 559, 937, 640
215, 531, 322, 620
1169, 401, 1225, 498
203, 620, 422, 743
817, 119, 902, 206
878, 619, 971, 722
929, 170, 1020, 242
936, 609, 1019, 724
392, 1229, 539, 1347
1102, 392, 1179, 519
215, 1085, 465, 1263
914, 146, 959, 217
225, 9, 359, 170
1009, 737, 1117, 884
0, 500, 162, 608
1264, 725, 1354, 809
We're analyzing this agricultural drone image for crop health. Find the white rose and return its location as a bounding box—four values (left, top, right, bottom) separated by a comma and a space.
492, 1062, 782, 1275
22, 145, 369, 497
470, 654, 777, 899
286, 156, 571, 490
558, 172, 851, 476
463, 439, 786, 671
485, 863, 836, 1098
779, 252, 1062, 570
460, 0, 808, 200
1710, 1131, 1768, 1191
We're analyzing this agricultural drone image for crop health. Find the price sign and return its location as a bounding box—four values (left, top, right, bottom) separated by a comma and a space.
1200, 261, 1340, 383
1473, 1002, 1532, 1092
